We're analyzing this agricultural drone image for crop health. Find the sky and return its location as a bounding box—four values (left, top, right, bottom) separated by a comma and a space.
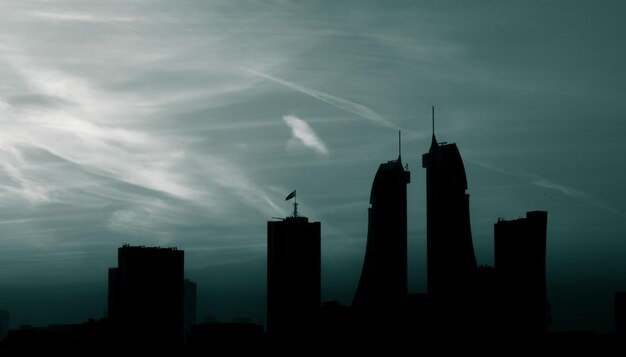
0, 0, 625, 331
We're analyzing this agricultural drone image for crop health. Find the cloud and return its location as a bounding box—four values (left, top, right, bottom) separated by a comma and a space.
0, 1, 314, 287
473, 161, 626, 218
526, 174, 626, 218
30, 11, 137, 23
0, 145, 53, 205
249, 70, 397, 129
282, 115, 329, 155
0, 57, 287, 228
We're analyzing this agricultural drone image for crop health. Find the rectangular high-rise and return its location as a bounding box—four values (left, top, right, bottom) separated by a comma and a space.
494, 211, 548, 334
267, 216, 320, 336
108, 245, 184, 346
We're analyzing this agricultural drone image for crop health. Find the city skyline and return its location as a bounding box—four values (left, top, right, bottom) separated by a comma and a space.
0, 1, 625, 332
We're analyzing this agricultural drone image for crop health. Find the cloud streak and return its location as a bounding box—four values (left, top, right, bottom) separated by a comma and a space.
474, 161, 626, 218
30, 11, 138, 24
0, 57, 287, 234
249, 70, 397, 129
283, 115, 329, 155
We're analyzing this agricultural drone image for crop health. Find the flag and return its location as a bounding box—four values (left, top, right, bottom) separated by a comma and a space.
285, 190, 296, 201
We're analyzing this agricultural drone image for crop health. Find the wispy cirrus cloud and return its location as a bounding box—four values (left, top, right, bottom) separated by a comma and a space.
0, 57, 286, 237
249, 70, 397, 129
30, 11, 138, 23
0, 0, 316, 288
474, 161, 626, 218
283, 115, 329, 155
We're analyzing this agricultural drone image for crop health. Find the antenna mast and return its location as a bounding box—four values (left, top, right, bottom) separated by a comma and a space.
432, 106, 435, 135
398, 130, 402, 159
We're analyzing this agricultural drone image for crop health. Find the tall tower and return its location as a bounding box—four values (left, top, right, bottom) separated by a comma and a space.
422, 108, 477, 296
267, 201, 321, 336
352, 152, 410, 321
494, 211, 548, 333
108, 245, 185, 346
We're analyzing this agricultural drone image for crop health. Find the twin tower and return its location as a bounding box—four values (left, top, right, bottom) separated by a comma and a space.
352, 119, 477, 320
268, 110, 548, 336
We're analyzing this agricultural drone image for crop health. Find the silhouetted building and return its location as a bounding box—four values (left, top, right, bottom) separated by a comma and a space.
615, 292, 626, 335
422, 129, 477, 296
186, 322, 265, 351
319, 301, 353, 338
405, 293, 434, 335
0, 319, 113, 353
473, 265, 500, 333
495, 211, 548, 334
108, 245, 184, 347
352, 155, 410, 324
184, 279, 197, 335
0, 310, 8, 341
267, 211, 320, 336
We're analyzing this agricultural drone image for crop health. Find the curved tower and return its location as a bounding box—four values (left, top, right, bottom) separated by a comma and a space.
422, 121, 477, 296
352, 155, 410, 318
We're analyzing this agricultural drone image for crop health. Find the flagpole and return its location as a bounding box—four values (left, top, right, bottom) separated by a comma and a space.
293, 192, 298, 217
285, 190, 298, 217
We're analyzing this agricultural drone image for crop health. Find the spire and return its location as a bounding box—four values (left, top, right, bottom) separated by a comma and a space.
430, 106, 438, 149
398, 130, 402, 161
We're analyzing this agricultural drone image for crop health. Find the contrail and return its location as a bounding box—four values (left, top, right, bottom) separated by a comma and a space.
248, 69, 397, 129
473, 160, 626, 218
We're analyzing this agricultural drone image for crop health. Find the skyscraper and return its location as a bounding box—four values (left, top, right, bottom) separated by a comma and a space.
267, 204, 321, 336
422, 120, 477, 296
494, 211, 548, 333
108, 245, 185, 346
352, 155, 410, 321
